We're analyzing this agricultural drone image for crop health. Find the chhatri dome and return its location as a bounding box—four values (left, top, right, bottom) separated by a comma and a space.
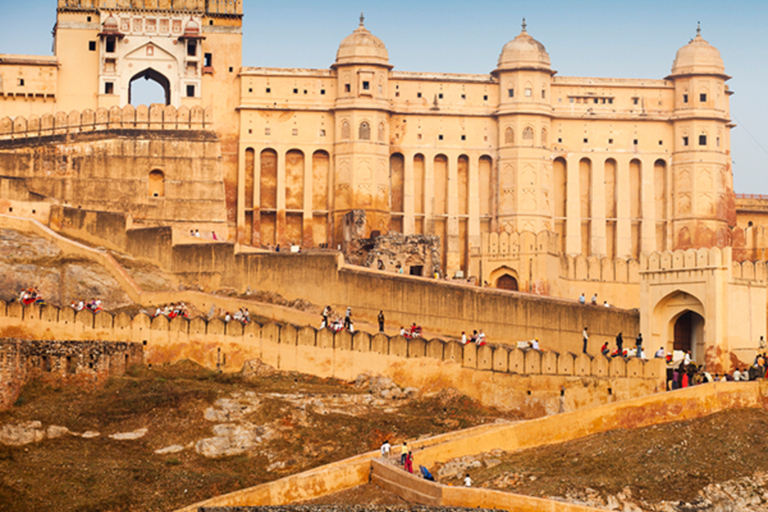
668, 23, 727, 78
334, 13, 391, 68
495, 19, 552, 74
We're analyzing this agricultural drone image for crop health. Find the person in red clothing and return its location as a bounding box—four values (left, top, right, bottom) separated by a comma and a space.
404, 451, 414, 473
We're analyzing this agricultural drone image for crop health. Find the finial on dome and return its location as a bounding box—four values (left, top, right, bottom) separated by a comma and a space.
696, 21, 701, 36
522, 18, 527, 33
359, 12, 365, 27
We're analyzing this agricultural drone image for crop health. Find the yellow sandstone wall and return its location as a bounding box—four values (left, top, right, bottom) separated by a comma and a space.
0, 300, 664, 415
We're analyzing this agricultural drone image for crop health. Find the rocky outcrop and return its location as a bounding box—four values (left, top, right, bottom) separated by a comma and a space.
354, 373, 419, 400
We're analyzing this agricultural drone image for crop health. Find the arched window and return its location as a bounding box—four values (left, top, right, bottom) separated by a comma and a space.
359, 121, 371, 141
378, 122, 386, 142
148, 170, 165, 197
541, 128, 548, 146
341, 120, 350, 140
504, 127, 514, 144
523, 126, 534, 140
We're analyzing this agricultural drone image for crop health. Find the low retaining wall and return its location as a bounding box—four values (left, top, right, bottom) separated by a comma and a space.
0, 301, 665, 414
175, 381, 768, 512
370, 459, 602, 512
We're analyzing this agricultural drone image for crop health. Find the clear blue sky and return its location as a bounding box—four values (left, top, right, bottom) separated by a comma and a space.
2, 0, 767, 194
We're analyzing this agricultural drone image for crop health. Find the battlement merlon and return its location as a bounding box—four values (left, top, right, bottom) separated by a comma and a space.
57, 0, 242, 16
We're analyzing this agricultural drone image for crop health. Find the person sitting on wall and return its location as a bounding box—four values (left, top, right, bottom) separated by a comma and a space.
470, 330, 478, 343
242, 308, 250, 324
601, 342, 610, 356
578, 293, 586, 305
531, 338, 540, 350
655, 347, 666, 358
461, 331, 467, 345
400, 326, 407, 336
591, 293, 598, 306
476, 330, 487, 346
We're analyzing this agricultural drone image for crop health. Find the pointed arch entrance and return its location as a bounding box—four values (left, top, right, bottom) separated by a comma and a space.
489, 266, 520, 291
129, 68, 171, 106
652, 290, 705, 363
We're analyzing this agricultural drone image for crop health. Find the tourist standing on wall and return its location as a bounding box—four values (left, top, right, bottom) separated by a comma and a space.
400, 442, 408, 465
636, 333, 643, 358
616, 332, 624, 354
344, 307, 352, 329
582, 327, 589, 354
464, 474, 472, 487
378, 310, 385, 332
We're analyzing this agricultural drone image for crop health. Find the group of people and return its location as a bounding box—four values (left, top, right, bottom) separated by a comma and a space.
70, 298, 102, 313
400, 323, 424, 339
321, 305, 354, 333
380, 440, 468, 485
578, 292, 611, 308
153, 303, 190, 319
222, 308, 251, 324
19, 287, 45, 306
590, 329, 645, 358
188, 229, 218, 241
460, 330, 487, 346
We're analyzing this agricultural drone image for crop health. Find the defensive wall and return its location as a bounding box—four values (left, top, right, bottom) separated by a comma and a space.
0, 337, 143, 409
33, 207, 642, 350
0, 300, 665, 414
175, 381, 768, 512
0, 105, 227, 236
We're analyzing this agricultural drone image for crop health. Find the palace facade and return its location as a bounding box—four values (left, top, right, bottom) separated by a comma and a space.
1, 0, 767, 368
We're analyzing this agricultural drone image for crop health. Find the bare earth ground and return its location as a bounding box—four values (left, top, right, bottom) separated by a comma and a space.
0, 361, 519, 512
431, 407, 768, 511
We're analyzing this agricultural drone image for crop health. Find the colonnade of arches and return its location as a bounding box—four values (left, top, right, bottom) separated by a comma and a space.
389, 152, 493, 272
242, 147, 331, 247
554, 156, 669, 258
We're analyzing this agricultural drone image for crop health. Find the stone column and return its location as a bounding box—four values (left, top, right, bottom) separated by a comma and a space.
424, 153, 435, 234
252, 146, 262, 246
468, 154, 481, 261
236, 142, 246, 244
565, 155, 581, 255
446, 153, 460, 274
276, 148, 287, 245
640, 157, 656, 254
616, 156, 632, 258
302, 148, 314, 247
403, 153, 415, 235
590, 157, 606, 256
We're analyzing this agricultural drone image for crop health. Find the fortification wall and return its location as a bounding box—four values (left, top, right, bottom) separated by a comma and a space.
0, 300, 664, 414
0, 337, 143, 409
57, 0, 243, 14
0, 106, 227, 234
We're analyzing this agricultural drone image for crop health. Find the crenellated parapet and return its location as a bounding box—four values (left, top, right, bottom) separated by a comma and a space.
560, 254, 640, 283
0, 105, 214, 142
481, 230, 559, 259
0, 300, 664, 383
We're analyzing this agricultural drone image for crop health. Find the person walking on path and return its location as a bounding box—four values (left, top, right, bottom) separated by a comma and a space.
636, 333, 644, 358
380, 440, 391, 460
400, 442, 408, 465
582, 327, 589, 354
405, 451, 414, 473
378, 310, 385, 332
464, 474, 472, 487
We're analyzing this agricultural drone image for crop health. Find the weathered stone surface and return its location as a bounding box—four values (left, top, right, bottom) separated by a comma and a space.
46, 425, 69, 439
154, 444, 185, 454
0, 421, 45, 446
196, 424, 261, 458
109, 428, 148, 440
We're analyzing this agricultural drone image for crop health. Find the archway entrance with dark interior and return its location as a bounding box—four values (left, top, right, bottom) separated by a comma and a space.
673, 310, 705, 359
129, 68, 171, 106
496, 274, 518, 291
